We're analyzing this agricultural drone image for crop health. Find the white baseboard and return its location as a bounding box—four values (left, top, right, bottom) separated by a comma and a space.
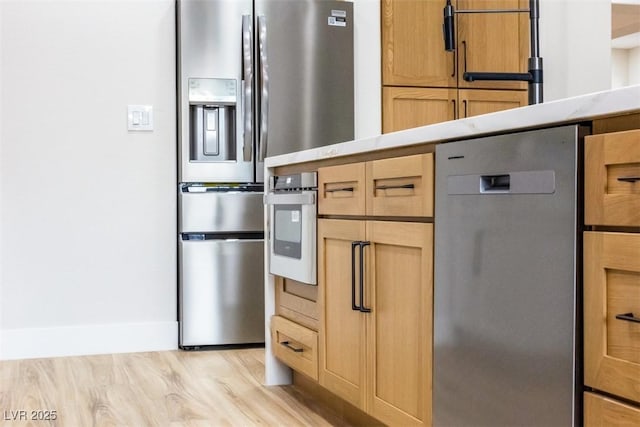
0, 321, 178, 360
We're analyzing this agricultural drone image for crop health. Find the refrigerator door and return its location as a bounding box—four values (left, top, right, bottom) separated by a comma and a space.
179, 237, 265, 346
433, 126, 581, 426
254, 0, 354, 172
178, 0, 254, 183
178, 185, 264, 233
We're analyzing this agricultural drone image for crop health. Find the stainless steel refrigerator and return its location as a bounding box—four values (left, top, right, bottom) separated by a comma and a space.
177, 0, 354, 347
433, 125, 583, 425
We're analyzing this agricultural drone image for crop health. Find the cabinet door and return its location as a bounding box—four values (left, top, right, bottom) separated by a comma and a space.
584, 392, 640, 426
584, 232, 640, 404
458, 89, 527, 118
457, 0, 528, 90
383, 87, 457, 133
585, 129, 640, 227
318, 219, 367, 409
366, 221, 433, 426
366, 153, 434, 217
382, 0, 456, 87
318, 162, 366, 216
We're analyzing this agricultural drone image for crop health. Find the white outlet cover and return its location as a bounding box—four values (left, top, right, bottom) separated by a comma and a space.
127, 105, 153, 131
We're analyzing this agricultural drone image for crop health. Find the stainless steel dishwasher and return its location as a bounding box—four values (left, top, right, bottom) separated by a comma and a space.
434, 125, 585, 426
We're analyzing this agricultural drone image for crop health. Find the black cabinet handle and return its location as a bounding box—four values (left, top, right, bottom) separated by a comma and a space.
351, 241, 360, 311
617, 176, 640, 183
359, 242, 371, 313
615, 312, 640, 324
451, 52, 456, 78
326, 187, 355, 193
280, 341, 303, 352
462, 40, 467, 75
375, 183, 415, 191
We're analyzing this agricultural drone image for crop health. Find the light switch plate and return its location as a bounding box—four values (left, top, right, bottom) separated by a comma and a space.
127, 105, 153, 131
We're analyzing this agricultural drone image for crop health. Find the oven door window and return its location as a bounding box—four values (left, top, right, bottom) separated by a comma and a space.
273, 204, 302, 259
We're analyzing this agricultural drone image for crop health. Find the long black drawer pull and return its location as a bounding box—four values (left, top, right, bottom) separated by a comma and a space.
617, 176, 640, 183
326, 187, 355, 193
281, 341, 304, 352
615, 313, 640, 324
359, 241, 372, 313
351, 241, 360, 311
375, 183, 415, 191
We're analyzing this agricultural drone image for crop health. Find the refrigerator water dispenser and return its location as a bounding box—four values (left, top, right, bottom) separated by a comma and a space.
188, 78, 237, 162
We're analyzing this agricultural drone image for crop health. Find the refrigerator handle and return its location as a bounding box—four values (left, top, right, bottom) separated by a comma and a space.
258, 15, 269, 162
242, 15, 253, 162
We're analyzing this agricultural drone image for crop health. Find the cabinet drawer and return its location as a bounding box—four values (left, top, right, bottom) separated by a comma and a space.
318, 162, 366, 216
584, 392, 640, 426
585, 129, 640, 226
584, 232, 640, 403
271, 315, 318, 380
366, 153, 434, 217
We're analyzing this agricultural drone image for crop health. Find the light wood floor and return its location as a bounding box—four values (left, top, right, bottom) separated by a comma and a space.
0, 348, 349, 427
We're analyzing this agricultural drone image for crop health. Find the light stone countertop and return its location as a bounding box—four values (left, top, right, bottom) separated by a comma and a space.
265, 85, 640, 168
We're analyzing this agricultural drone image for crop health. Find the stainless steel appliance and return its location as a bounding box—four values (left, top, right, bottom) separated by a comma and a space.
177, 0, 353, 347
179, 184, 264, 347
434, 125, 584, 426
177, 0, 354, 184
265, 173, 317, 285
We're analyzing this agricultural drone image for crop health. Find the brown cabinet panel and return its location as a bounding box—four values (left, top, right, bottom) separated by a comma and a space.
584, 392, 640, 426
457, 0, 528, 90
585, 129, 640, 227
382, 87, 457, 133
366, 153, 434, 217
318, 162, 366, 216
382, 0, 456, 87
584, 232, 640, 404
366, 221, 433, 426
458, 89, 527, 118
318, 219, 367, 408
271, 315, 319, 381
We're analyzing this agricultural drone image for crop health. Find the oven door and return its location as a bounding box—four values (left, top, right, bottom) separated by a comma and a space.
266, 191, 317, 285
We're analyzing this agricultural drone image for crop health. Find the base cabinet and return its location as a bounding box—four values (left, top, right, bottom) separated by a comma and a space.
318, 219, 433, 426
584, 392, 640, 426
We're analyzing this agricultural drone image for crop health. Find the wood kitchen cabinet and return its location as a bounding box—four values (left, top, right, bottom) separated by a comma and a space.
457, 89, 528, 118
457, 0, 529, 90
381, 0, 528, 131
583, 128, 640, 421
382, 87, 457, 132
318, 153, 434, 217
318, 219, 433, 426
317, 152, 434, 426
381, 0, 456, 88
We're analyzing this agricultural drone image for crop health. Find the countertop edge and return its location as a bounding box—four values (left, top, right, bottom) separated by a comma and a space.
265, 85, 640, 168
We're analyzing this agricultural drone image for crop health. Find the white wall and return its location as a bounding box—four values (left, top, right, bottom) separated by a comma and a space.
0, 0, 177, 359
629, 46, 640, 85
612, 48, 630, 87
540, 0, 612, 101
354, 0, 381, 138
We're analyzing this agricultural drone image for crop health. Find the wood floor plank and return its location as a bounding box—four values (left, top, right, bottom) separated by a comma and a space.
0, 348, 348, 427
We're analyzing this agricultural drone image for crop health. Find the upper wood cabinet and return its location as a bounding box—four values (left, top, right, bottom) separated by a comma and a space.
585, 129, 640, 227
457, 0, 529, 90
458, 89, 527, 118
382, 87, 457, 132
382, 0, 456, 87
318, 153, 434, 217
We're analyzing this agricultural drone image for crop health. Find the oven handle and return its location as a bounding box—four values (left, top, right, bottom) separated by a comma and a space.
264, 192, 316, 205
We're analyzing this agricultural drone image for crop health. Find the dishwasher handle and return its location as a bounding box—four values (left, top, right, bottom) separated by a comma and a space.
481, 174, 511, 193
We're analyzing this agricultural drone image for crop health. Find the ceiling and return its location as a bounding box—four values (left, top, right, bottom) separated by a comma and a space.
612, 0, 640, 48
